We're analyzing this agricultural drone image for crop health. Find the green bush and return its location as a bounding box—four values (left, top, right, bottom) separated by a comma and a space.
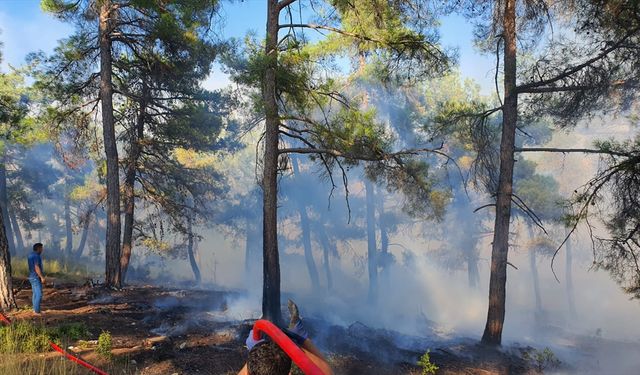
0, 321, 90, 354
418, 350, 438, 375
523, 347, 561, 372
97, 331, 112, 359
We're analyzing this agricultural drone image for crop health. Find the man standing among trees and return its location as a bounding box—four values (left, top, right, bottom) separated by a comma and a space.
28, 243, 45, 315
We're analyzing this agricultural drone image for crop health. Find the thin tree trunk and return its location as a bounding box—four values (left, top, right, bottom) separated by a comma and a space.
566, 237, 576, 317
0, 157, 16, 256
365, 179, 378, 303
187, 216, 201, 285
529, 248, 542, 313
0, 203, 16, 310
120, 84, 148, 284
261, 0, 282, 324
316, 223, 334, 292
9, 209, 24, 254
467, 250, 480, 289
377, 191, 390, 287
74, 211, 91, 258
100, 0, 122, 288
292, 158, 320, 292
64, 191, 73, 256
482, 0, 517, 346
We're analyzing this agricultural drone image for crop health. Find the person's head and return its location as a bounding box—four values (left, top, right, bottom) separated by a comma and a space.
247, 341, 292, 375
33, 243, 43, 254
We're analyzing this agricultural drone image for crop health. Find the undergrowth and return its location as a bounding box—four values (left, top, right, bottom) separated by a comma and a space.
0, 321, 90, 354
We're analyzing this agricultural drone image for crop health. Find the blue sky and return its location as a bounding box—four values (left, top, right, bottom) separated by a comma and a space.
0, 0, 495, 93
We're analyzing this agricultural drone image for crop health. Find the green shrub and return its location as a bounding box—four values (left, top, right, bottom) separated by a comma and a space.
97, 331, 112, 359
0, 321, 90, 354
523, 347, 561, 371
418, 350, 438, 375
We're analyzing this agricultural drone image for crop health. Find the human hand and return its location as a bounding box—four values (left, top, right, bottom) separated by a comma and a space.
40, 276, 45, 284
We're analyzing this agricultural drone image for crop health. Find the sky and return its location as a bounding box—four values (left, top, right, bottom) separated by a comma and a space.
0, 0, 496, 93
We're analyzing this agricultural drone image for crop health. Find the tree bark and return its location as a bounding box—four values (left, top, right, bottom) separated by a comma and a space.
261, 0, 283, 324
565, 236, 577, 317
74, 211, 91, 258
9, 209, 24, 254
64, 191, 73, 257
0, 156, 16, 256
365, 179, 378, 304
120, 84, 147, 284
377, 191, 390, 287
481, 0, 517, 346
0, 202, 16, 311
291, 158, 320, 292
529, 247, 542, 313
316, 224, 334, 292
99, 0, 122, 288
187, 215, 201, 285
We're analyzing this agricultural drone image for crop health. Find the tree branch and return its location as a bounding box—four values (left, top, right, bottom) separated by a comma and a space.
515, 147, 630, 157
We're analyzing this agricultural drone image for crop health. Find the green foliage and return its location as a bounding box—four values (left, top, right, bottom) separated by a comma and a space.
522, 347, 561, 372
417, 350, 439, 375
12, 258, 96, 282
0, 321, 89, 354
97, 331, 113, 359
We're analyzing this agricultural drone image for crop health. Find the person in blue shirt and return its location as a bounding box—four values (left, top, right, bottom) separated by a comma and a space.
27, 243, 45, 315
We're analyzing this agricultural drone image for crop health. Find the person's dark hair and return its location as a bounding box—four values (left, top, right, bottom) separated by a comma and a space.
33, 243, 43, 252
247, 341, 292, 375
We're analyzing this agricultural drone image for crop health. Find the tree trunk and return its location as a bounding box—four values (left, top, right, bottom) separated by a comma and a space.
365, 179, 378, 304
120, 84, 147, 284
0, 157, 16, 256
74, 211, 91, 258
261, 0, 282, 325
377, 191, 390, 287
64, 191, 73, 257
481, 0, 517, 346
9, 209, 24, 254
0, 203, 16, 311
467, 250, 480, 289
291, 158, 320, 292
565, 236, 577, 317
316, 222, 334, 292
100, 0, 122, 288
187, 216, 201, 285
529, 248, 542, 313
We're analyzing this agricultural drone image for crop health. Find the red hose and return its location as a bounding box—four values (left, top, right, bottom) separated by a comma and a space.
50, 342, 110, 375
252, 319, 325, 375
0, 311, 11, 325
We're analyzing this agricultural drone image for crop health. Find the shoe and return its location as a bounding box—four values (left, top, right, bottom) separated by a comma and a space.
287, 299, 300, 329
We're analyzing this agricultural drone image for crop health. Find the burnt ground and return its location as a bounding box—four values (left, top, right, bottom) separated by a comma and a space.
3, 278, 633, 375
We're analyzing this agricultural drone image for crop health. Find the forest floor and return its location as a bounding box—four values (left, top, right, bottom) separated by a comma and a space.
1, 278, 637, 375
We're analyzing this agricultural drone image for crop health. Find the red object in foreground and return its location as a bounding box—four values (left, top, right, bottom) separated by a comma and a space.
50, 342, 110, 375
0, 311, 11, 325
252, 319, 325, 375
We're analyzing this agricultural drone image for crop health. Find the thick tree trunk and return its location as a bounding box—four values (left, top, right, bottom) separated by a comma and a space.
9, 209, 24, 254
187, 216, 201, 285
0, 204, 16, 311
74, 211, 91, 258
261, 0, 282, 324
481, 0, 517, 346
64, 193, 73, 257
291, 158, 320, 292
365, 180, 378, 303
100, 0, 122, 288
120, 85, 147, 284
316, 222, 334, 292
565, 237, 576, 317
0, 158, 16, 256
